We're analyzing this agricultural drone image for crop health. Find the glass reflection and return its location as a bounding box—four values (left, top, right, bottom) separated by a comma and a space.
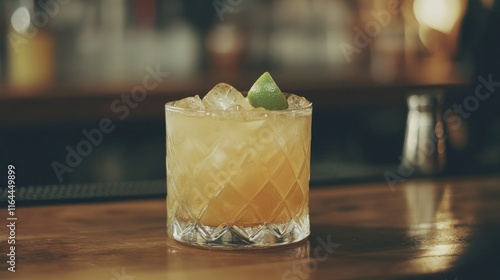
404, 182, 472, 271
166, 239, 311, 280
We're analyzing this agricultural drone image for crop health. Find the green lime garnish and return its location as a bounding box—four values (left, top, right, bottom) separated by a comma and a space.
248, 72, 288, 110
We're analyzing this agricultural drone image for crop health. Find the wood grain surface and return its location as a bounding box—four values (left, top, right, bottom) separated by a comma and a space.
1, 177, 499, 280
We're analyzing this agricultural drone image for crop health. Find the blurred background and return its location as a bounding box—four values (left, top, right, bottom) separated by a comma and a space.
0, 0, 499, 193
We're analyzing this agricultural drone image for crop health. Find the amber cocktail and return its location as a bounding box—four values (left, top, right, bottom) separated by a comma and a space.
166, 81, 311, 248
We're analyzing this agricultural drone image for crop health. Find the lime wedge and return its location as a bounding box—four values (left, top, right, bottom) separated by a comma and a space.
248, 72, 288, 110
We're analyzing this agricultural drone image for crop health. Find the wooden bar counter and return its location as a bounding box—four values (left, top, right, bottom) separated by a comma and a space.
1, 177, 500, 280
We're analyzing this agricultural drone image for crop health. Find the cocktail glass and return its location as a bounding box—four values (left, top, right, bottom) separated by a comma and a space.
165, 94, 312, 248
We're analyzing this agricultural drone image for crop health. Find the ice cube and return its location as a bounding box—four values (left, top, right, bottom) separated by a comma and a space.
203, 83, 253, 111
174, 95, 205, 110
287, 94, 311, 109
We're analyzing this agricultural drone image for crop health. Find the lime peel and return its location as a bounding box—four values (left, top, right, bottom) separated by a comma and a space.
248, 72, 288, 110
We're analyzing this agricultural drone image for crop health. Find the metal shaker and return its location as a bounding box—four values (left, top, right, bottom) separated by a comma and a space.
402, 92, 447, 175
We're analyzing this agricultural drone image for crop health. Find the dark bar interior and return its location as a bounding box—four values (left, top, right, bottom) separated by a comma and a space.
0, 0, 499, 279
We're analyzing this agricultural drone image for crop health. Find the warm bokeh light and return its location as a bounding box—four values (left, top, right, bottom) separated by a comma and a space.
413, 0, 464, 34
481, 0, 495, 9
10, 7, 30, 34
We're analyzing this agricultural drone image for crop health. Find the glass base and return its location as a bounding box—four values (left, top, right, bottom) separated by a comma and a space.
168, 215, 310, 249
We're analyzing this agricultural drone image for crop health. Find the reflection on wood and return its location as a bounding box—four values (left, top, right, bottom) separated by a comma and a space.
0, 177, 499, 279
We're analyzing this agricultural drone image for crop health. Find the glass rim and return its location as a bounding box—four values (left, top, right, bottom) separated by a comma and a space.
165, 93, 312, 115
